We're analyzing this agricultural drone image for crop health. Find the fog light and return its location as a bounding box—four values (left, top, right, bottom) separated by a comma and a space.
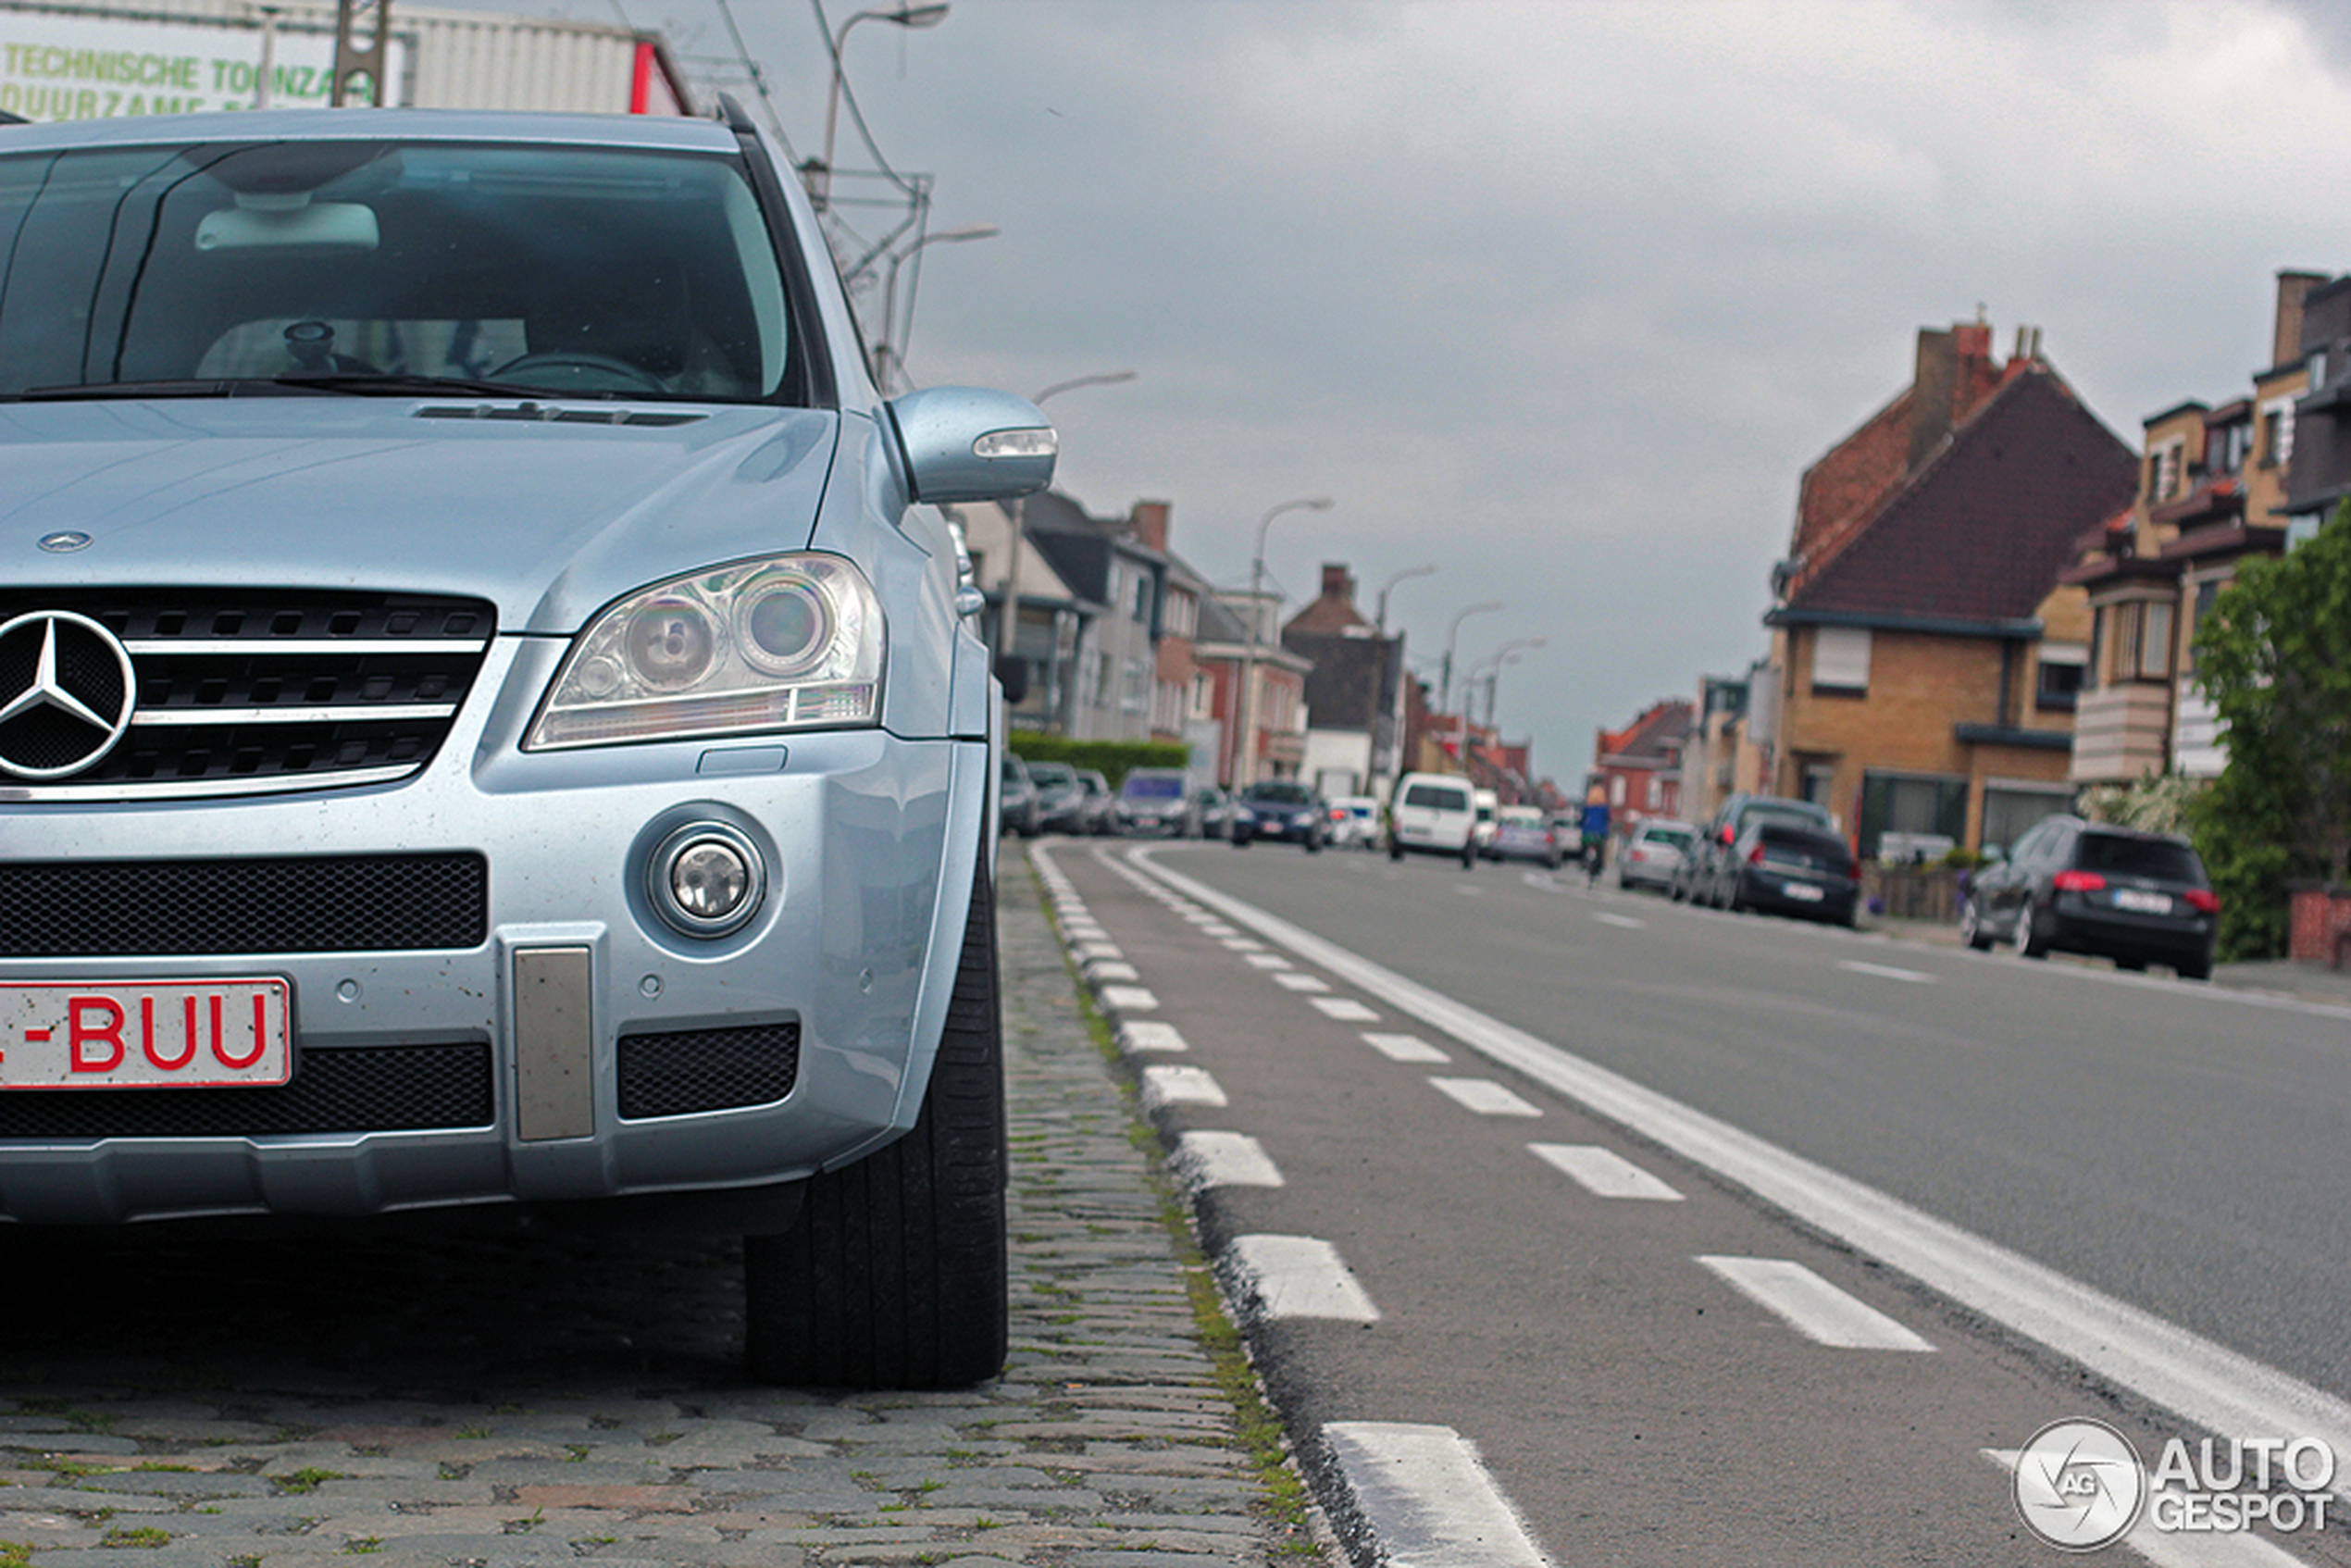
648, 822, 765, 938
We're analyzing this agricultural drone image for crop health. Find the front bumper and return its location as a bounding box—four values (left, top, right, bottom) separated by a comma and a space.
0, 636, 985, 1227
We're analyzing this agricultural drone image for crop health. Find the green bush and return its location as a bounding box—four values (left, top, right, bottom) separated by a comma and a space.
1005, 732, 1190, 790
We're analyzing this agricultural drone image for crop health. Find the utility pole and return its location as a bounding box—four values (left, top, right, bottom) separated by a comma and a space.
331, 0, 391, 106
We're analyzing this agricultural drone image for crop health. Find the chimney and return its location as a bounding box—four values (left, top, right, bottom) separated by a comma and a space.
1907, 327, 1957, 472
2274, 271, 2328, 367
1319, 563, 1355, 604
1128, 500, 1171, 554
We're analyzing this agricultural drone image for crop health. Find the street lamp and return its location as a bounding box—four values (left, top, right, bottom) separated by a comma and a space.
1370, 565, 1434, 786
1474, 637, 1546, 731
997, 371, 1138, 725
1234, 496, 1335, 790
872, 221, 999, 390
1438, 601, 1503, 725
814, 4, 951, 211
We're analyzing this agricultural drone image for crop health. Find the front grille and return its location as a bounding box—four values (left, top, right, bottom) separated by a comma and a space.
0, 589, 493, 799
617, 1022, 798, 1120
0, 1041, 493, 1139
0, 853, 488, 957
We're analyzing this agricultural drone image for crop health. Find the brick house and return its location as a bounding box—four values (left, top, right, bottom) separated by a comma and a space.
1591, 700, 1691, 837
1762, 320, 2139, 856
2067, 273, 2320, 788
1281, 564, 1405, 799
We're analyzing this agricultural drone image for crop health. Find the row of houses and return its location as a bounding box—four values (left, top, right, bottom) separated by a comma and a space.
950, 494, 1543, 803
1586, 270, 2347, 860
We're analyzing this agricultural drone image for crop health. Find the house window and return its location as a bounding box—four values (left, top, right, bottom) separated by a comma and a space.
1122, 659, 1150, 715
2259, 397, 2295, 467
1133, 572, 1153, 623
2034, 641, 2086, 711
1858, 771, 1966, 860
1189, 672, 1213, 720
2106, 601, 2173, 683
2210, 418, 2250, 476
1810, 627, 1871, 694
1981, 782, 2071, 858
2147, 441, 2184, 504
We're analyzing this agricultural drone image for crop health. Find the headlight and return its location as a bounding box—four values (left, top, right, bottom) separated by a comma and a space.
525, 555, 884, 751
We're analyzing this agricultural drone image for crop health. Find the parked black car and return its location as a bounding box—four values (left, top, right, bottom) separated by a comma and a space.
1231, 779, 1327, 850
1000, 753, 1043, 838
1027, 760, 1088, 834
1960, 815, 2218, 979
1676, 791, 1837, 907
1723, 821, 1861, 925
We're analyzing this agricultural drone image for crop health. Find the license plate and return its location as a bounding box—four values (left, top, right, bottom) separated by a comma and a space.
0, 979, 292, 1089
2111, 889, 2173, 915
1782, 882, 1824, 902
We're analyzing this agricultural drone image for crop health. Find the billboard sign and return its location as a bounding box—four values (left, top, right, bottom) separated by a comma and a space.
0, 9, 408, 120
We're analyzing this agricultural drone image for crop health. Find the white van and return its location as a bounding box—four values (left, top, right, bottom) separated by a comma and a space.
1387, 773, 1480, 865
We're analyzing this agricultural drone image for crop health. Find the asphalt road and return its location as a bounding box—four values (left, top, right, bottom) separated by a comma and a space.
1039, 836, 2351, 1566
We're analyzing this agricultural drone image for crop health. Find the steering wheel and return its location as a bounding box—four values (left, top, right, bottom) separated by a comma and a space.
487, 351, 667, 393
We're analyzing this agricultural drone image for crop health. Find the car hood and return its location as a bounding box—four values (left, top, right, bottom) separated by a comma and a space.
0, 398, 842, 633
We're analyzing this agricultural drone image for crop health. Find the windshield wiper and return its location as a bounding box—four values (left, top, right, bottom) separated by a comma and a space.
16, 379, 252, 402
271, 371, 553, 397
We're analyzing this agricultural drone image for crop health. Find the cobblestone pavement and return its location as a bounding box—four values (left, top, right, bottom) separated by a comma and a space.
0, 846, 1320, 1568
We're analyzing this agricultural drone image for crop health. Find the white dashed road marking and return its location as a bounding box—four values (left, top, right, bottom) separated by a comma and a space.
1223, 1234, 1381, 1322
1117, 1019, 1188, 1053
1245, 952, 1292, 970
1272, 971, 1332, 992
1311, 997, 1382, 1022
1321, 1422, 1553, 1568
1698, 1256, 1934, 1351
1139, 1064, 1227, 1110
1530, 1142, 1684, 1201
1839, 959, 1936, 984
1172, 1130, 1285, 1191
1362, 1031, 1450, 1064
1428, 1076, 1542, 1117
1098, 985, 1159, 1012
1084, 958, 1140, 982
1591, 912, 1647, 929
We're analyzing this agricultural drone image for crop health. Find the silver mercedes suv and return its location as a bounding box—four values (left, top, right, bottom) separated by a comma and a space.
0, 102, 1052, 1388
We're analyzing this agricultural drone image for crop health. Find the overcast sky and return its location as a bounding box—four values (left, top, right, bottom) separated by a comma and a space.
471, 0, 2351, 787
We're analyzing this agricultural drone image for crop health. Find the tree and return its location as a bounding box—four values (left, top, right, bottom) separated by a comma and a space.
2188, 505, 2351, 959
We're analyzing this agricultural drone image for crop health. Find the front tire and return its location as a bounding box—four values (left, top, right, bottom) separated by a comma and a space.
743, 865, 1008, 1389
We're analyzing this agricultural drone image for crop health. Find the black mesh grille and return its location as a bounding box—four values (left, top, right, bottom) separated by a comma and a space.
0, 589, 492, 794
0, 853, 488, 957
0, 1042, 493, 1139
617, 1022, 798, 1120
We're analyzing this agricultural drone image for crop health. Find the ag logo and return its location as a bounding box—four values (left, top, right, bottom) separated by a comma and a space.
0, 611, 137, 780
2015, 1419, 2146, 1551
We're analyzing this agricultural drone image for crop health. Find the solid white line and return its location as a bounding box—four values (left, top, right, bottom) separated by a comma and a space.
1981, 1450, 2311, 1567
1839, 959, 1935, 984
1311, 997, 1382, 1022
1362, 1031, 1451, 1064
1429, 1077, 1542, 1117
1118, 1019, 1188, 1053
1122, 849, 2351, 1478
1139, 1064, 1227, 1109
1173, 1130, 1285, 1191
1591, 912, 1648, 929
1529, 1142, 1684, 1201
1698, 1256, 1935, 1351
1321, 1422, 1552, 1568
1224, 1234, 1381, 1322
1273, 971, 1332, 992
1097, 984, 1159, 1013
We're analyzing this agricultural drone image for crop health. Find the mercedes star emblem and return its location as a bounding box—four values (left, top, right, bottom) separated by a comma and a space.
0, 610, 137, 780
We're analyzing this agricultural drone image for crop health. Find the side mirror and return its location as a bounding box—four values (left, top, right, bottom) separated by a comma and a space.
886, 387, 1057, 504
995, 653, 1030, 705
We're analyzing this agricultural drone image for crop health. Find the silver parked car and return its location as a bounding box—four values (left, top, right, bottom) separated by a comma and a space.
0, 104, 1055, 1389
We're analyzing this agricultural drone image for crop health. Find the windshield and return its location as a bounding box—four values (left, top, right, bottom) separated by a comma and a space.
1246, 782, 1313, 804
0, 139, 798, 403
1124, 776, 1182, 800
